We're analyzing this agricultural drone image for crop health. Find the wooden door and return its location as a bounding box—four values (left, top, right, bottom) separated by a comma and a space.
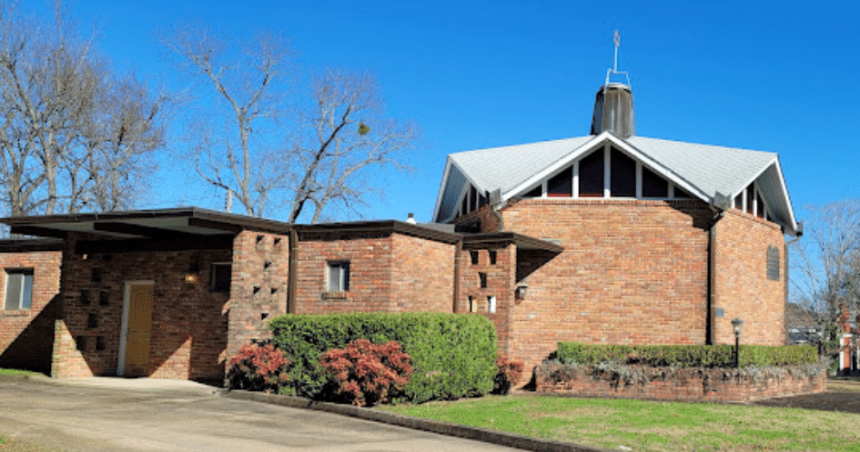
123, 284, 154, 377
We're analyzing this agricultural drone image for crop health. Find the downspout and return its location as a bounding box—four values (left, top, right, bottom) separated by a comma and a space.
453, 238, 462, 313
706, 207, 725, 345
287, 229, 298, 314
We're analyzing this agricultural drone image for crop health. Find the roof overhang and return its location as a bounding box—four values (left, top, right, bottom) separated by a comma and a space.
0, 207, 294, 241
462, 232, 564, 253
296, 220, 462, 244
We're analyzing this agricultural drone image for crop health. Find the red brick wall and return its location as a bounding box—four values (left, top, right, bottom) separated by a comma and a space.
536, 363, 826, 403
295, 232, 456, 314
498, 199, 713, 372
457, 244, 517, 358
226, 231, 289, 360
53, 235, 231, 381
391, 234, 456, 313
0, 249, 62, 373
295, 232, 396, 313
712, 210, 786, 345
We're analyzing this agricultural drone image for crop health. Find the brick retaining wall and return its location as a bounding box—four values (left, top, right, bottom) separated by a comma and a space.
536, 362, 826, 403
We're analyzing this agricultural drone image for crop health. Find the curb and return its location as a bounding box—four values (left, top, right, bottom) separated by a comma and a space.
223, 390, 612, 452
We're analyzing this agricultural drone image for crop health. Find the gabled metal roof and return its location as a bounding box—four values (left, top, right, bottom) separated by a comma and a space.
434, 133, 799, 235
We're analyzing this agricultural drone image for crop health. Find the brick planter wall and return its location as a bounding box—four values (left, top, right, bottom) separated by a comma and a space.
536, 362, 827, 403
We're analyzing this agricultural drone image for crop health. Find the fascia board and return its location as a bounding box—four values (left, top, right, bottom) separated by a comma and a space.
771, 158, 799, 234
732, 156, 778, 200
431, 157, 454, 222
501, 133, 604, 202
758, 158, 798, 235
606, 135, 710, 202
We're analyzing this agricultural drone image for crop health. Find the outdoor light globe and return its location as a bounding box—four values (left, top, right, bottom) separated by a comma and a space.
731, 318, 744, 337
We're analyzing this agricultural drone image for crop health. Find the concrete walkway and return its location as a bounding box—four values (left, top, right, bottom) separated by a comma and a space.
0, 376, 526, 452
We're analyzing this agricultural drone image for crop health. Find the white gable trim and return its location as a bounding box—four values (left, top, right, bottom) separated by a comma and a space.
432, 158, 489, 224
501, 132, 710, 203
431, 157, 453, 223
732, 158, 798, 235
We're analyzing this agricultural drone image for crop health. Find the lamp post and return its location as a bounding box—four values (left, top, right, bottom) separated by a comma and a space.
731, 318, 744, 368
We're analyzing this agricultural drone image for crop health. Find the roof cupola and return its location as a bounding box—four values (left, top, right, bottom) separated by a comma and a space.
590, 31, 635, 138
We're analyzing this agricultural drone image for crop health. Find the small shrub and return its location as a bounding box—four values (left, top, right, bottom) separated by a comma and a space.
227, 342, 291, 392
319, 339, 413, 407
492, 356, 524, 394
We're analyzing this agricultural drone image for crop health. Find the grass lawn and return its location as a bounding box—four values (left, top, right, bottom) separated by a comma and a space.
0, 369, 42, 377
382, 395, 860, 452
0, 434, 61, 451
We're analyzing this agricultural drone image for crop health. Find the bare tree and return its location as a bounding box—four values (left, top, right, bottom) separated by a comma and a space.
164, 25, 415, 222
287, 70, 415, 223
0, 1, 166, 218
791, 199, 860, 352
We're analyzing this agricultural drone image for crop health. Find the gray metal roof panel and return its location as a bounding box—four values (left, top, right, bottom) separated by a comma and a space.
625, 136, 777, 199
449, 136, 594, 194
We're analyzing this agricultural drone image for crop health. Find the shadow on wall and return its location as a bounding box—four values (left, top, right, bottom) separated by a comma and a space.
0, 294, 60, 374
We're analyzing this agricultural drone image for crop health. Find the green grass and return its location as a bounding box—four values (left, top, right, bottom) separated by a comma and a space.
0, 369, 41, 377
382, 395, 860, 452
0, 434, 61, 451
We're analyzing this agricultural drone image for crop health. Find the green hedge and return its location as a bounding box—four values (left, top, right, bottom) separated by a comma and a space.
557, 342, 817, 368
269, 312, 497, 403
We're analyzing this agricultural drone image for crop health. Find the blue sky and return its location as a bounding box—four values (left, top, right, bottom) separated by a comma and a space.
36, 0, 860, 224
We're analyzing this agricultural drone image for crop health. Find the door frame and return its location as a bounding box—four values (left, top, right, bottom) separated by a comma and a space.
117, 280, 155, 377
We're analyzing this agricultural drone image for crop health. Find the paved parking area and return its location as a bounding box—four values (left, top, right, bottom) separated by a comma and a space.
0, 377, 523, 452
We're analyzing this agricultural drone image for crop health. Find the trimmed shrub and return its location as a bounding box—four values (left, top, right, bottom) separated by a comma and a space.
319, 339, 413, 406
492, 356, 524, 395
269, 312, 497, 403
557, 342, 818, 368
226, 342, 291, 392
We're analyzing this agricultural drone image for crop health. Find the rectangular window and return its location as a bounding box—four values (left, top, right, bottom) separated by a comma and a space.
470, 186, 478, 211
547, 167, 572, 197
4, 269, 33, 310
522, 185, 542, 198
328, 261, 350, 292
746, 186, 754, 214
642, 166, 669, 198
470, 251, 479, 265
756, 191, 765, 218
211, 263, 232, 293
489, 250, 497, 265
610, 148, 636, 197
767, 246, 780, 281
578, 150, 604, 197
478, 272, 487, 289
734, 192, 743, 210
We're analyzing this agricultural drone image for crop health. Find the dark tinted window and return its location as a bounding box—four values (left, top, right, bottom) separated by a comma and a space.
578, 150, 604, 197
547, 168, 572, 197
610, 148, 636, 197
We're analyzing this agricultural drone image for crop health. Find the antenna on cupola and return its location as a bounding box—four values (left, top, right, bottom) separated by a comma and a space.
591, 30, 635, 138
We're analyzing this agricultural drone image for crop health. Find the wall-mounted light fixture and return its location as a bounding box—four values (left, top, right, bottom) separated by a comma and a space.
183, 261, 201, 285
515, 282, 528, 301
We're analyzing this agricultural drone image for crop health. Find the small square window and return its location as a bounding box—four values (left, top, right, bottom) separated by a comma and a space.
4, 269, 33, 310
489, 251, 497, 265
470, 251, 479, 265
328, 261, 350, 292
211, 263, 232, 293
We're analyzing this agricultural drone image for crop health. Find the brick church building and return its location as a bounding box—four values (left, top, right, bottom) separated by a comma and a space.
0, 79, 799, 382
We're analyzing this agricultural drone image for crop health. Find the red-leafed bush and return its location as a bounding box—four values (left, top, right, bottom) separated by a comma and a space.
493, 356, 524, 394
227, 342, 291, 392
319, 339, 413, 406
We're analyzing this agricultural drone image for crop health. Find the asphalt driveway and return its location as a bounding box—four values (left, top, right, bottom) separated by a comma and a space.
0, 377, 523, 452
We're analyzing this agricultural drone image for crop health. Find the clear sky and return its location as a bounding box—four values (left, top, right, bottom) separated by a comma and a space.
32, 0, 860, 224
